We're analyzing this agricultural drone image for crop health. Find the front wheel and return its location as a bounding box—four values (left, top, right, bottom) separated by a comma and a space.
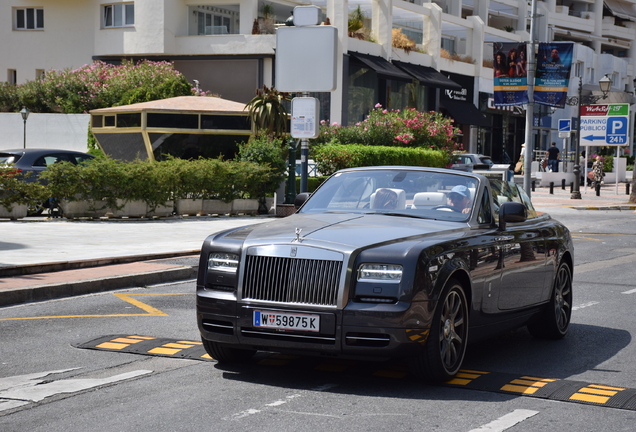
201, 338, 256, 363
528, 261, 572, 339
410, 279, 469, 382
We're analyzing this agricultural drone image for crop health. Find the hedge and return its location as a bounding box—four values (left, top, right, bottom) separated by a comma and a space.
313, 144, 449, 176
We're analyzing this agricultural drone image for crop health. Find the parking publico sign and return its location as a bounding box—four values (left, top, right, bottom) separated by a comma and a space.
580, 103, 629, 145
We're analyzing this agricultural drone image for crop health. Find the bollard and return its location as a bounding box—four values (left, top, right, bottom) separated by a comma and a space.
549, 182, 554, 194
532, 180, 535, 192
561, 179, 566, 190
570, 182, 573, 193
627, 183, 631, 195
595, 182, 601, 196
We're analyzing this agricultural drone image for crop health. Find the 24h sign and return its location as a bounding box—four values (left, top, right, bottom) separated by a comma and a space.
580, 104, 630, 145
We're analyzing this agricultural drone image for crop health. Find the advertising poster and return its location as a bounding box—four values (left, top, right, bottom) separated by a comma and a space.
535, 42, 574, 108
493, 42, 528, 106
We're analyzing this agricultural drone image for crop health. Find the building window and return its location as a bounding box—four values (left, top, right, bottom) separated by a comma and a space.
103, 3, 134, 28
36, 69, 46, 80
8, 69, 17, 85
188, 5, 238, 35
14, 8, 44, 30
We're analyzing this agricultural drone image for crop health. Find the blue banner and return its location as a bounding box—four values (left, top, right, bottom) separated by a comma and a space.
534, 42, 573, 108
493, 43, 528, 106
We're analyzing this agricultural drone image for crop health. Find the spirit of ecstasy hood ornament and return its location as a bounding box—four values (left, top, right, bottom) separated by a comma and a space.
293, 228, 303, 243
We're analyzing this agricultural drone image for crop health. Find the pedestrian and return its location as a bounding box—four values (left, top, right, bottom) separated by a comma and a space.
591, 156, 604, 189
547, 142, 560, 172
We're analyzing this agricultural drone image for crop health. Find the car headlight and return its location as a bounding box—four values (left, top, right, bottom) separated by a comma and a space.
357, 264, 403, 283
208, 252, 239, 273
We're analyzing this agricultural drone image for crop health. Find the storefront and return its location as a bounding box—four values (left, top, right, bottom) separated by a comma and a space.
479, 93, 526, 164
440, 73, 490, 153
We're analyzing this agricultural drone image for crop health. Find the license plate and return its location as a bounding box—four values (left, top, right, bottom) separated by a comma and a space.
253, 310, 320, 332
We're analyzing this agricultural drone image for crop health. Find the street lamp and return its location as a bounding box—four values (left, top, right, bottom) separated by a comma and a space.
566, 75, 612, 199
20, 106, 30, 149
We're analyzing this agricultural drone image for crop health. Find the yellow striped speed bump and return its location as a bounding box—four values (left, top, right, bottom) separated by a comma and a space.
75, 335, 212, 361
444, 370, 636, 411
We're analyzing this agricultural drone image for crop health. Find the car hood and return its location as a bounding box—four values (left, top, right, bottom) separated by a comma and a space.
223, 212, 467, 251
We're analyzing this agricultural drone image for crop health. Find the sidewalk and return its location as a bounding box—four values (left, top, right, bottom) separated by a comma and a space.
1, 185, 634, 308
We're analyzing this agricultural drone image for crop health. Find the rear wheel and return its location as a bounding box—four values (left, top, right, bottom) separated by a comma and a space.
528, 261, 572, 339
201, 338, 256, 363
410, 279, 468, 382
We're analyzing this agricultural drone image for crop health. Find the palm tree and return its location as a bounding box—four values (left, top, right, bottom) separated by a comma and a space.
245, 85, 290, 139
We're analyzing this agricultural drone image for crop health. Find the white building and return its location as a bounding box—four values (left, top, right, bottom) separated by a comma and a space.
2, 0, 635, 161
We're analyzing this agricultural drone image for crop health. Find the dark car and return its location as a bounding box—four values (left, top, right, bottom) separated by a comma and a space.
196, 167, 573, 382
0, 148, 95, 183
450, 153, 494, 171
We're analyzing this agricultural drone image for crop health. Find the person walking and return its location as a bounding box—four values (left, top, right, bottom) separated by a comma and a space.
547, 142, 560, 172
591, 156, 604, 191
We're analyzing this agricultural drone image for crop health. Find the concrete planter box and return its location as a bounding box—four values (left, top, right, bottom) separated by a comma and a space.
0, 203, 27, 220
147, 202, 174, 218
276, 204, 296, 217
59, 200, 107, 219
231, 199, 259, 214
539, 172, 575, 187
175, 199, 203, 216
107, 200, 148, 218
202, 199, 232, 215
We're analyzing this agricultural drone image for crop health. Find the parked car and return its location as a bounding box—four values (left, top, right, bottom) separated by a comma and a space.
196, 166, 573, 382
0, 148, 95, 183
450, 153, 494, 171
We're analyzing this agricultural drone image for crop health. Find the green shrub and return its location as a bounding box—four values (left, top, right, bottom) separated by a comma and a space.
313, 144, 449, 176
237, 133, 287, 197
296, 176, 329, 193
0, 167, 48, 211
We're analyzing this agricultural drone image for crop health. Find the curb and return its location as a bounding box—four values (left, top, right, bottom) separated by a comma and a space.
0, 266, 197, 308
567, 205, 636, 211
0, 250, 200, 278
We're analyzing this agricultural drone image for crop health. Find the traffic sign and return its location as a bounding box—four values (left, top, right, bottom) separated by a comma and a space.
558, 119, 571, 132
579, 103, 630, 146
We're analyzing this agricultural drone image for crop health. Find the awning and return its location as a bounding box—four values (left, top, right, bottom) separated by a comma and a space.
442, 99, 490, 127
349, 52, 413, 81
394, 61, 462, 90
604, 0, 635, 21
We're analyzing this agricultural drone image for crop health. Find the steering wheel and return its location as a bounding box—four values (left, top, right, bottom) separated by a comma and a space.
431, 205, 457, 212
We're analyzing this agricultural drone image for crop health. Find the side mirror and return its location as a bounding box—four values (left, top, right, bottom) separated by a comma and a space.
294, 192, 311, 209
498, 201, 527, 231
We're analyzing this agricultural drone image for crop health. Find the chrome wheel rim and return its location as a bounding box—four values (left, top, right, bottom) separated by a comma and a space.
438, 289, 466, 371
554, 265, 572, 331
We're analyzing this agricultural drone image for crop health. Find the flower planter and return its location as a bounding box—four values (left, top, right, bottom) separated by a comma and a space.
231, 199, 259, 215
147, 201, 174, 218
0, 204, 27, 220
176, 199, 204, 216
276, 204, 296, 217
59, 200, 107, 219
202, 199, 232, 215
107, 200, 148, 218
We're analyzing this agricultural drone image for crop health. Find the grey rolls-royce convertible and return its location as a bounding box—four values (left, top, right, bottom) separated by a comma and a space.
196, 166, 573, 382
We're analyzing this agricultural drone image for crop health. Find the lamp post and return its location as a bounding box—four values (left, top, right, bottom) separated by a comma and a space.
20, 106, 30, 149
565, 75, 612, 199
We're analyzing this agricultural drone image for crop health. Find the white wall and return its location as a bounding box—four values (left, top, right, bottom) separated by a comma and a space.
0, 113, 90, 152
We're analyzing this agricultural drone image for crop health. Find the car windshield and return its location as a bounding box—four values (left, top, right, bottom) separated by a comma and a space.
299, 169, 479, 222
0, 154, 19, 165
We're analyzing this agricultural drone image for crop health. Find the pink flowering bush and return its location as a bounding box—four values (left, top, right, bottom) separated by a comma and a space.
0, 60, 196, 114
314, 105, 461, 152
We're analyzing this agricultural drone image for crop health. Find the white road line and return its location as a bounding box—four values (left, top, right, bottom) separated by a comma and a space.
468, 409, 539, 432
572, 301, 599, 310
622, 288, 636, 294
226, 384, 338, 421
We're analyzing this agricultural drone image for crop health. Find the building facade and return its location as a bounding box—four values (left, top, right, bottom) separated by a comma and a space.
2, 0, 635, 162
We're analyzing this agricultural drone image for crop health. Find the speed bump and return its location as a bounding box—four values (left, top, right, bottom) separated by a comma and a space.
75, 335, 212, 361
444, 369, 636, 411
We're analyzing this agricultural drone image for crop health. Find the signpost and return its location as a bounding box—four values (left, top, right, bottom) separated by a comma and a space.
579, 103, 630, 195
558, 119, 571, 171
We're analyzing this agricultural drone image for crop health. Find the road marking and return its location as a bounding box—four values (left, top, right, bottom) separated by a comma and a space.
0, 368, 151, 411
575, 253, 636, 274
622, 288, 636, 294
468, 409, 539, 432
0, 292, 189, 321
225, 385, 335, 421
572, 301, 600, 311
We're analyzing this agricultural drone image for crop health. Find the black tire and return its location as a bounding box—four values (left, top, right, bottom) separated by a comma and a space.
410, 279, 469, 382
201, 337, 256, 363
528, 261, 572, 339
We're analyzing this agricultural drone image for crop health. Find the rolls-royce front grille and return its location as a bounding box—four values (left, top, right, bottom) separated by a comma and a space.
242, 256, 342, 306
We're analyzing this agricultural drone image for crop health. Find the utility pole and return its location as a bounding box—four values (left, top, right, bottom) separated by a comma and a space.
523, 0, 538, 197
